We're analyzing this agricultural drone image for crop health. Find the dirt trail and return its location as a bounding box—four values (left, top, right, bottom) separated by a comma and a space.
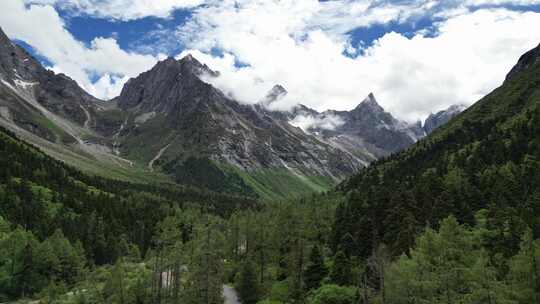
222, 285, 240, 304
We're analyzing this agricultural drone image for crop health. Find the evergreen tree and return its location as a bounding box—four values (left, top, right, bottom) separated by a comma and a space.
508, 229, 540, 303
304, 245, 327, 291
103, 259, 126, 304
183, 222, 224, 304
330, 250, 352, 286
236, 259, 260, 304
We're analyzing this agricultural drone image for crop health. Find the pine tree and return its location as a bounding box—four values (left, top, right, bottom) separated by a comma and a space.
103, 259, 126, 304
330, 250, 352, 286
509, 229, 540, 303
236, 259, 260, 304
304, 244, 327, 291
183, 222, 224, 304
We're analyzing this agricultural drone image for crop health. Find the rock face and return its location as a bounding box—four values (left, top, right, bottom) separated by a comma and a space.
423, 104, 465, 134
0, 28, 103, 125
0, 27, 104, 131
0, 25, 467, 198
113, 54, 464, 195
261, 84, 287, 107
285, 93, 426, 163
117, 55, 218, 112
284, 95, 466, 161
115, 55, 363, 184
0, 26, 132, 170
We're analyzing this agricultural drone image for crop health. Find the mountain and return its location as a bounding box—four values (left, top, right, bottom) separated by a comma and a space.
112, 55, 458, 199
0, 27, 152, 182
261, 84, 287, 107
0, 25, 462, 200
0, 26, 368, 199
113, 55, 363, 199
0, 28, 103, 139
332, 42, 540, 258
423, 104, 465, 134
284, 93, 427, 163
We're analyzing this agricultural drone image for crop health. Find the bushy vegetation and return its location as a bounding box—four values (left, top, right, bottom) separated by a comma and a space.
0, 126, 257, 302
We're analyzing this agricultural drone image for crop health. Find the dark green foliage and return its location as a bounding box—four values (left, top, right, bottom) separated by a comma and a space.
0, 125, 258, 300
333, 53, 540, 259
330, 250, 352, 286
164, 156, 258, 198
304, 245, 327, 291
307, 284, 358, 304
236, 259, 260, 304
385, 215, 540, 304
0, 220, 85, 300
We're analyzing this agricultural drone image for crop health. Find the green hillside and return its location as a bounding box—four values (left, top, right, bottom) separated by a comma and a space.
333, 45, 540, 257
0, 125, 258, 300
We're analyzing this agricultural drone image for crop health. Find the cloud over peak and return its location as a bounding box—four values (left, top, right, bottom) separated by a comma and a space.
1, 0, 164, 99
1, 0, 540, 119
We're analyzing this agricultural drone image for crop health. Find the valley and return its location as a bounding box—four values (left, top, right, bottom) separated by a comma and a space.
0, 14, 539, 304
0, 26, 462, 200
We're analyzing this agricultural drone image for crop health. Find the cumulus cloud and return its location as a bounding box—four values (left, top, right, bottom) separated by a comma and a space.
0, 0, 164, 99
25, 0, 206, 20
465, 0, 540, 4
175, 1, 540, 120
290, 114, 345, 133
2, 0, 540, 118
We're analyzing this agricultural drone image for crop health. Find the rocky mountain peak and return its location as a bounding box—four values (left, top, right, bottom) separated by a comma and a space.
143, 55, 218, 83
261, 84, 287, 106
177, 54, 219, 78
354, 93, 384, 113
423, 104, 465, 134
117, 54, 222, 111
0, 27, 42, 82
268, 84, 287, 97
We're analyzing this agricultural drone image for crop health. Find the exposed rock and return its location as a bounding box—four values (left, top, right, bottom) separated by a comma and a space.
423, 104, 465, 134
260, 84, 287, 107
285, 93, 425, 159
115, 55, 363, 182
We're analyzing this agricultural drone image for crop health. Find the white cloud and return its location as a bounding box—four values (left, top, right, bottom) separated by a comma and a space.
0, 0, 164, 99
176, 2, 540, 121
465, 0, 540, 5
362, 9, 540, 120
2, 0, 540, 118
290, 114, 345, 132
25, 0, 206, 20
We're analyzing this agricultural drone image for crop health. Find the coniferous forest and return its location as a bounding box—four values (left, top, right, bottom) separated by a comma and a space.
1, 17, 540, 304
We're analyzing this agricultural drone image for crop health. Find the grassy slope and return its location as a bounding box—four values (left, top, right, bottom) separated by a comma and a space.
0, 117, 172, 185
235, 167, 334, 201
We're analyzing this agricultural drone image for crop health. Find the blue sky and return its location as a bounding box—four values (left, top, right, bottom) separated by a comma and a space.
50, 1, 540, 58
62, 9, 193, 55
2, 0, 540, 121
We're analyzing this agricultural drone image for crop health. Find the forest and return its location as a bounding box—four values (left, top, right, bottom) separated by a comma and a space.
1, 43, 540, 304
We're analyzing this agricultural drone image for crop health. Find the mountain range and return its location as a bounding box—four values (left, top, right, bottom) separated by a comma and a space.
0, 26, 462, 199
